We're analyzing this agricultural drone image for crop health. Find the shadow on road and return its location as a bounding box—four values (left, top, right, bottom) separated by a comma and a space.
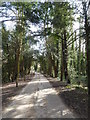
2, 73, 88, 119
47, 77, 88, 119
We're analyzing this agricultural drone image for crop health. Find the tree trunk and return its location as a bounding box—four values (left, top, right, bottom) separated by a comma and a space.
83, 3, 90, 119
60, 40, 64, 81
77, 17, 81, 76
63, 29, 70, 84
51, 55, 58, 77
83, 2, 90, 95
7, 43, 11, 81
16, 48, 20, 87
56, 39, 59, 77
13, 48, 18, 81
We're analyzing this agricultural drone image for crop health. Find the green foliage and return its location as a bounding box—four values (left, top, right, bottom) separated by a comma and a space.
1, 2, 88, 88
52, 2, 74, 29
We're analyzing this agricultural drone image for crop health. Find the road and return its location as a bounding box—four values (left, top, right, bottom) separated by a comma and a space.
2, 73, 78, 118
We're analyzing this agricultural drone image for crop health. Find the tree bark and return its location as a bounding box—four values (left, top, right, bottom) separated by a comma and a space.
16, 47, 20, 87
63, 29, 70, 84
60, 40, 64, 81
83, 2, 90, 95
82, 3, 90, 120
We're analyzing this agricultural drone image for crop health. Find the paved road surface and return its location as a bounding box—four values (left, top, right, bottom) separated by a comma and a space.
2, 73, 78, 118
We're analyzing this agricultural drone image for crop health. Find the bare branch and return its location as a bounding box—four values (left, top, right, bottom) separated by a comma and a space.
67, 33, 86, 47
0, 18, 19, 23
67, 27, 85, 44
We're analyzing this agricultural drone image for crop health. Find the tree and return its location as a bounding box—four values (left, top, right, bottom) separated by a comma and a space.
1, 2, 39, 86
82, 2, 90, 95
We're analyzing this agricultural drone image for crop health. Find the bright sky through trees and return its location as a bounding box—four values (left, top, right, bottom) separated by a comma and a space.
3, 14, 80, 52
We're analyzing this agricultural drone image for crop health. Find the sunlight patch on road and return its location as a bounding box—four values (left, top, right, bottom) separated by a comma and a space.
17, 104, 33, 110
5, 107, 14, 112
35, 101, 46, 107
39, 88, 56, 96
29, 80, 47, 84
14, 114, 23, 118
11, 94, 34, 101
62, 109, 72, 116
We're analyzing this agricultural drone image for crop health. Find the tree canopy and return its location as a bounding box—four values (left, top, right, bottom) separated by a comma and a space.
0, 1, 90, 95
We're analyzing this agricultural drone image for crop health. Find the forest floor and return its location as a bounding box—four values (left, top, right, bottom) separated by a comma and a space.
46, 76, 88, 118
2, 73, 88, 118
2, 74, 34, 111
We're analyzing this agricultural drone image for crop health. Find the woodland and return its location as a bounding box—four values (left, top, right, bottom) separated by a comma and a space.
0, 1, 90, 118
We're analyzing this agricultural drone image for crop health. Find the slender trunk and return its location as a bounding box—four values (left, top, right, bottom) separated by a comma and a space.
63, 29, 70, 84
51, 55, 57, 77
56, 40, 59, 77
13, 48, 17, 81
77, 18, 81, 76
83, 2, 90, 95
83, 3, 90, 119
16, 48, 20, 87
60, 61, 64, 81
60, 40, 64, 81
48, 54, 53, 76
74, 31, 78, 71
7, 43, 11, 81
54, 65, 58, 77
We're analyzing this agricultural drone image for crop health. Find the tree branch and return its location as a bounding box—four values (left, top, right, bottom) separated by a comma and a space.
67, 27, 85, 44
67, 32, 86, 47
